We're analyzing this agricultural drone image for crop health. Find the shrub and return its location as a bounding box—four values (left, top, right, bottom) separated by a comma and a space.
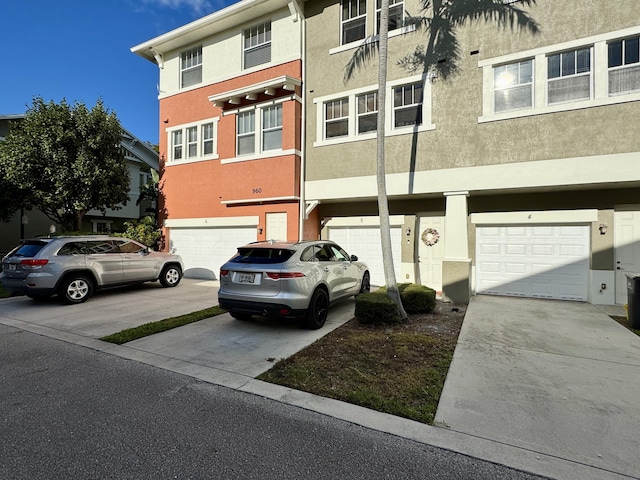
355, 291, 401, 325
113, 216, 161, 248
401, 284, 436, 313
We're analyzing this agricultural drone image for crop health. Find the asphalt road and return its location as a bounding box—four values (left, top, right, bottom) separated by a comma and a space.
0, 324, 547, 480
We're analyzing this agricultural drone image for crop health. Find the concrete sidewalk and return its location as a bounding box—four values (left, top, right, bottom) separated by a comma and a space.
435, 296, 640, 480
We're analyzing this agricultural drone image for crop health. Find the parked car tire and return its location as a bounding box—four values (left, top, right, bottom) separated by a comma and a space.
229, 311, 252, 321
302, 288, 329, 330
359, 271, 370, 295
159, 265, 182, 287
60, 275, 93, 304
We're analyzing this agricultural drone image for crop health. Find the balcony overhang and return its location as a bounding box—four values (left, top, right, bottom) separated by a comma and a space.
208, 75, 302, 108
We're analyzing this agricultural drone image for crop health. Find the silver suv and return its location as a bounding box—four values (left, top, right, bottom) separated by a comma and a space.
0, 236, 184, 304
218, 240, 370, 329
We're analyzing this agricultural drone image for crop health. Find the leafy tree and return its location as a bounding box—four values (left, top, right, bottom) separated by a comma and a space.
0, 153, 29, 221
137, 169, 159, 222
0, 96, 130, 231
345, 0, 539, 319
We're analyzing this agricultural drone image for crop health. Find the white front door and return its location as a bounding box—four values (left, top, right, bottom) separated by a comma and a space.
615, 210, 640, 304
266, 212, 287, 241
417, 215, 445, 293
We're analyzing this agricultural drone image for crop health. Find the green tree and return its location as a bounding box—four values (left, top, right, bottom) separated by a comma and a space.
0, 154, 28, 221
0, 96, 130, 232
345, 0, 539, 319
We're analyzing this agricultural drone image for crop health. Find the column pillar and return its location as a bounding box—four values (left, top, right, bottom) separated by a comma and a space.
442, 191, 471, 303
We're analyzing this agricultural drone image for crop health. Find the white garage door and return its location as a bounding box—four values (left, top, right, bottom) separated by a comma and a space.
328, 227, 402, 287
476, 225, 589, 301
169, 227, 256, 280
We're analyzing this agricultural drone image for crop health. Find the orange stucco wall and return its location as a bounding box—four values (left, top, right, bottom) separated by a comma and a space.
157, 60, 304, 243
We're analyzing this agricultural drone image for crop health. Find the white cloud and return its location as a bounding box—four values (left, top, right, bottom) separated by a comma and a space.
141, 0, 215, 16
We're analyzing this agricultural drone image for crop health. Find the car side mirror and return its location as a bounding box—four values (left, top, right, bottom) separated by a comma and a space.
350, 255, 358, 262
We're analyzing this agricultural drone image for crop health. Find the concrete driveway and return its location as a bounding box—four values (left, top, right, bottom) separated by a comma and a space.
0, 278, 355, 383
435, 295, 640, 480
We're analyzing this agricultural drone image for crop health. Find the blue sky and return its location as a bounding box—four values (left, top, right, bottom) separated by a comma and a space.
0, 0, 236, 145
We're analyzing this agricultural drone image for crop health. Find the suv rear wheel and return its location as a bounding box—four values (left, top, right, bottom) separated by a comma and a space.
60, 275, 94, 304
159, 265, 182, 287
302, 288, 329, 330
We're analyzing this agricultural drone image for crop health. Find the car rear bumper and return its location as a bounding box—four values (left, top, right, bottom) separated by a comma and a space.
218, 297, 307, 319
0, 274, 57, 296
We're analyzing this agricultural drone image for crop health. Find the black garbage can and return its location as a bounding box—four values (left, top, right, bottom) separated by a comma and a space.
626, 273, 640, 329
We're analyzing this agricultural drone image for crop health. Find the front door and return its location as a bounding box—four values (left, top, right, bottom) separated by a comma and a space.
266, 212, 287, 241
615, 209, 640, 304
417, 215, 445, 293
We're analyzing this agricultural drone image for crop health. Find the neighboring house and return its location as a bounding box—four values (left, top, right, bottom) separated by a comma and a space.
132, 0, 306, 279
0, 115, 159, 255
134, 0, 640, 307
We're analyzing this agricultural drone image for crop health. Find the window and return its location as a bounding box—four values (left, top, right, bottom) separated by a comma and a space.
202, 123, 214, 155
342, 0, 366, 45
357, 92, 378, 134
494, 60, 533, 113
187, 126, 198, 159
169, 120, 218, 163
181, 46, 202, 88
608, 36, 640, 96
262, 105, 282, 151
393, 82, 423, 127
325, 98, 349, 138
244, 22, 271, 69
172, 130, 183, 161
547, 48, 591, 104
237, 111, 256, 155
376, 0, 404, 34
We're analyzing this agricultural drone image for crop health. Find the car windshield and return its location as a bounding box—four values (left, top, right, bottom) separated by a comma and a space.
6, 241, 48, 258
230, 247, 295, 264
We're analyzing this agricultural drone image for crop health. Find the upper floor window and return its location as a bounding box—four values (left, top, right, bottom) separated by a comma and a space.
494, 60, 533, 113
169, 120, 218, 164
608, 36, 640, 96
181, 46, 202, 88
244, 22, 271, 69
325, 98, 349, 138
393, 82, 423, 127
342, 0, 366, 45
376, 0, 404, 34
547, 48, 591, 105
236, 104, 283, 156
357, 92, 378, 133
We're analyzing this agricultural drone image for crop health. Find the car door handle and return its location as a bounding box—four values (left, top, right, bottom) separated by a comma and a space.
324, 267, 330, 272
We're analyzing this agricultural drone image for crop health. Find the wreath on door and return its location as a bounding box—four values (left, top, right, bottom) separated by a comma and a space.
421, 228, 440, 246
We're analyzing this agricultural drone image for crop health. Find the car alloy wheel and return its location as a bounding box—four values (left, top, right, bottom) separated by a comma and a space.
303, 288, 329, 330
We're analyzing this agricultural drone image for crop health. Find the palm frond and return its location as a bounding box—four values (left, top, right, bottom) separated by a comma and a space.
343, 36, 380, 83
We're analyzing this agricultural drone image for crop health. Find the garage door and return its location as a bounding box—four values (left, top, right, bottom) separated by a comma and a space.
328, 227, 402, 287
169, 227, 256, 280
476, 225, 589, 301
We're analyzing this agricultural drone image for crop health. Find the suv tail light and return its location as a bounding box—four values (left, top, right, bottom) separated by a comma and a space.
220, 269, 229, 277
20, 259, 49, 267
265, 272, 305, 280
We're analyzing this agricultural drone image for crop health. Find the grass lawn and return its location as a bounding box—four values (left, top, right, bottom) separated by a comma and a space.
258, 301, 466, 425
0, 285, 10, 298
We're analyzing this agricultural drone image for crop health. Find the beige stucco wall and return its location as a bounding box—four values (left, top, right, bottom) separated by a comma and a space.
304, 0, 640, 182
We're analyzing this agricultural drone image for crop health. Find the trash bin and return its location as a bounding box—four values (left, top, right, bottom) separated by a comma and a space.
626, 273, 640, 329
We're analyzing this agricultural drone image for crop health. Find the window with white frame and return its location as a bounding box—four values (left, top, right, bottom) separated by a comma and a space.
172, 130, 183, 161
244, 22, 271, 69
202, 123, 215, 155
169, 120, 218, 163
181, 46, 202, 88
325, 98, 349, 138
262, 105, 283, 151
357, 91, 378, 134
186, 126, 198, 159
393, 82, 423, 128
237, 111, 256, 155
608, 35, 640, 96
376, 0, 404, 34
494, 59, 533, 113
342, 0, 366, 45
547, 47, 592, 105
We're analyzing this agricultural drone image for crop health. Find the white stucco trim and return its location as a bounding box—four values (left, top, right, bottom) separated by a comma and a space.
324, 215, 405, 227
165, 216, 260, 228
304, 151, 640, 201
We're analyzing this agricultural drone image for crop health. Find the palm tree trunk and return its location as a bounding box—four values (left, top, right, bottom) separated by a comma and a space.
377, 0, 408, 320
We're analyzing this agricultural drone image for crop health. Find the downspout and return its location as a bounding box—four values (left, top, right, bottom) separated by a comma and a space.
291, 0, 306, 241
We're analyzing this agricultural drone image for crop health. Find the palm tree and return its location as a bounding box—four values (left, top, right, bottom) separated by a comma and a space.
345, 0, 539, 319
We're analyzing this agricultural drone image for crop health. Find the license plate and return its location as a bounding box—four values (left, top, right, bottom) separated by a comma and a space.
238, 272, 256, 283
8, 264, 16, 271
